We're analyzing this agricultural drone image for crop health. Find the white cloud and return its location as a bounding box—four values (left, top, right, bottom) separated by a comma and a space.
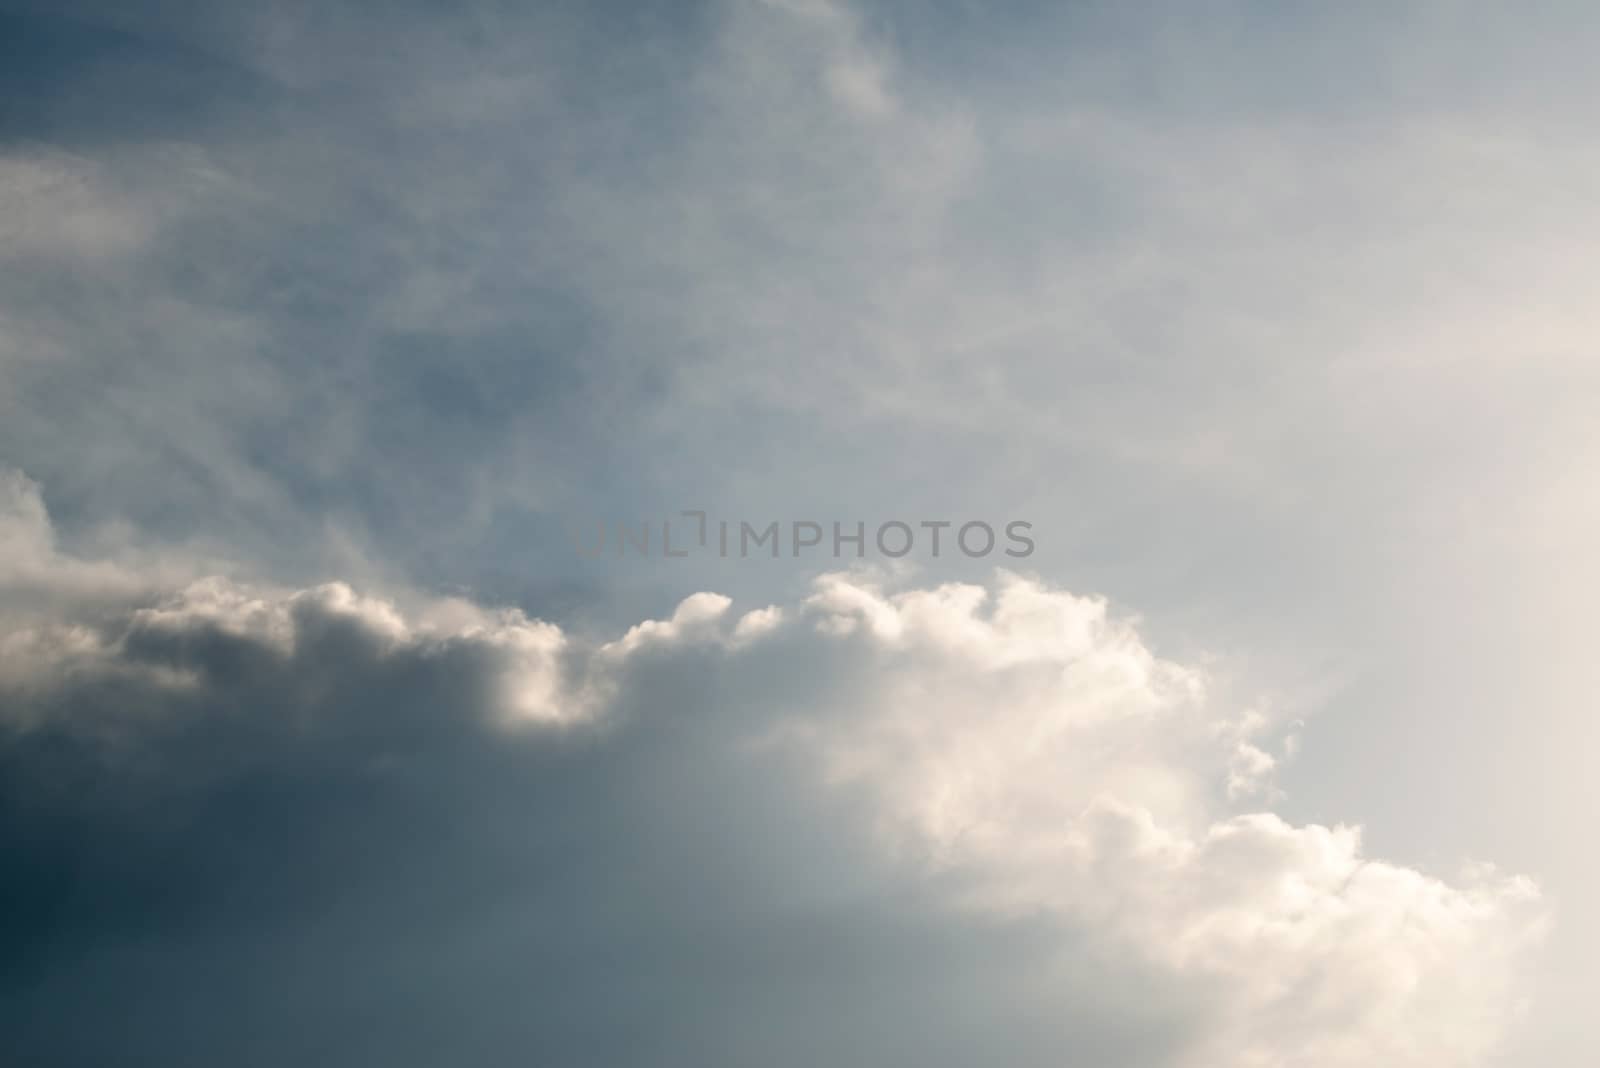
778, 571, 1543, 1066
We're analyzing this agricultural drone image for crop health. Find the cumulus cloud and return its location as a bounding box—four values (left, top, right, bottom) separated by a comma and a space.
0, 486, 1544, 1067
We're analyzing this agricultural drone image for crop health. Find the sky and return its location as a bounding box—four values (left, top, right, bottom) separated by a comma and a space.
2, 1, 1597, 1064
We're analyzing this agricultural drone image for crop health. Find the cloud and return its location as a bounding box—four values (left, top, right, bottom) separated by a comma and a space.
0, 153, 152, 261
0, 484, 1545, 1066
2, 0, 1590, 1059
0, 468, 148, 608
6, 0, 1597, 632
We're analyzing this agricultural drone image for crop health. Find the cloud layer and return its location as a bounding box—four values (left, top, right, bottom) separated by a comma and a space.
0, 477, 1543, 1066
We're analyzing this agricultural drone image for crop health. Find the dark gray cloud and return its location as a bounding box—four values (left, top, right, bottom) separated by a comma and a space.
0, 574, 1205, 1068
0, 501, 1544, 1065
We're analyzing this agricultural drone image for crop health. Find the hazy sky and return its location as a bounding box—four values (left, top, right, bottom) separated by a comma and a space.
3, 2, 1597, 1064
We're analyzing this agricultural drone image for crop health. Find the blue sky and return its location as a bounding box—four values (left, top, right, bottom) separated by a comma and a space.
3, 2, 1597, 1064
